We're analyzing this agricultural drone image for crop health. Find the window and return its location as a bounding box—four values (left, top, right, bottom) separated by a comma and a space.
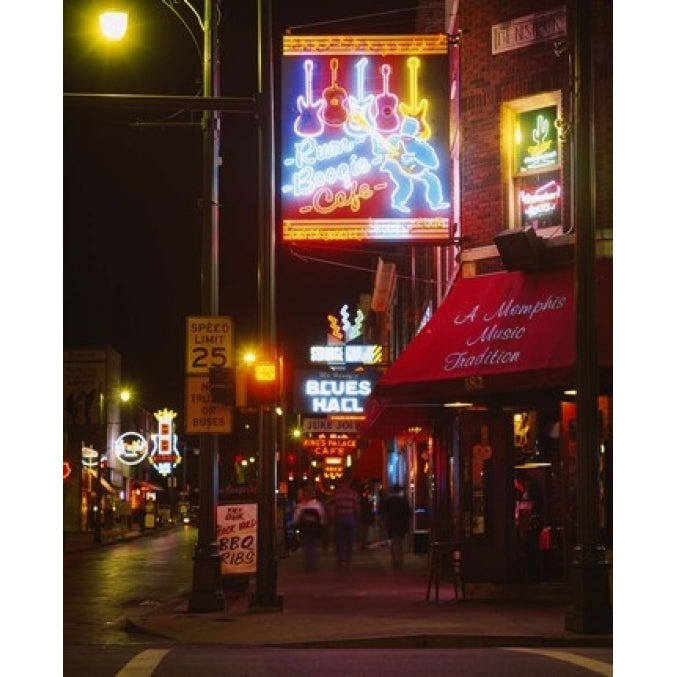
502, 93, 563, 235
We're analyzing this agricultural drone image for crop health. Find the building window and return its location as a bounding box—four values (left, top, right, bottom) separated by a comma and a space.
502, 93, 563, 235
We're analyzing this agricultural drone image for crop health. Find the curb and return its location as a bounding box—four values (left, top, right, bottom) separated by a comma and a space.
123, 613, 613, 648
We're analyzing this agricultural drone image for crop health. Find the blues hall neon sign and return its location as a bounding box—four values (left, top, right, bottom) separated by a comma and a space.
281, 35, 451, 244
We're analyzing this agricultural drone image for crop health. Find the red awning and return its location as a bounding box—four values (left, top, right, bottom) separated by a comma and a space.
361, 259, 612, 436
131, 480, 164, 493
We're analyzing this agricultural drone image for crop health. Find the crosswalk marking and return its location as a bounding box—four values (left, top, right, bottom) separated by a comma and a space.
504, 647, 612, 676
115, 649, 171, 677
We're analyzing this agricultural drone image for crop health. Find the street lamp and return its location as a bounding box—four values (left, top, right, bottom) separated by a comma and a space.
82, 0, 279, 611
96, 0, 223, 611
99, 10, 128, 40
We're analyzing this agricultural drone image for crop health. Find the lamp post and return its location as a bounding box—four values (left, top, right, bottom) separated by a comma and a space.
565, 0, 612, 633
92, 387, 112, 545
96, 0, 224, 611
187, 0, 225, 614
70, 0, 279, 610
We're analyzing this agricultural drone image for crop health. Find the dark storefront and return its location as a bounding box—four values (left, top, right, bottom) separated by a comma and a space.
361, 258, 612, 590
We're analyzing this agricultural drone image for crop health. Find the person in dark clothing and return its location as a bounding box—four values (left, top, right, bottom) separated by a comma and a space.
328, 473, 360, 570
358, 483, 375, 549
380, 484, 412, 569
292, 487, 327, 572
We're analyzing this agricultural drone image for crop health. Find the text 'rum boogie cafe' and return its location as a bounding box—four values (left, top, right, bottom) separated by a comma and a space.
360, 257, 612, 591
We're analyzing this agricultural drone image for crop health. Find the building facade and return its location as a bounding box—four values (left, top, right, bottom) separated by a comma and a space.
63, 346, 160, 534
361, 0, 612, 609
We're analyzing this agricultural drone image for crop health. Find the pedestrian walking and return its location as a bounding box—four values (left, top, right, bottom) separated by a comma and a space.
358, 483, 375, 549
292, 486, 327, 572
328, 472, 360, 570
381, 484, 412, 569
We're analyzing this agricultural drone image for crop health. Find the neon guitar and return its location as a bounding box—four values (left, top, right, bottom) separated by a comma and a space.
322, 58, 349, 127
371, 63, 400, 133
294, 59, 325, 137
398, 56, 431, 140
347, 57, 373, 134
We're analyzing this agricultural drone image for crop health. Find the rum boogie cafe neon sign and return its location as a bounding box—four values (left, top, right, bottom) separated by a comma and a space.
294, 369, 380, 414
281, 34, 451, 244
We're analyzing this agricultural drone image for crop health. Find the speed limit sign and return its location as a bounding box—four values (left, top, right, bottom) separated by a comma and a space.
185, 316, 233, 374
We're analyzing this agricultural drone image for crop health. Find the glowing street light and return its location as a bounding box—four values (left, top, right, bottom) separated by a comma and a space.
99, 10, 128, 40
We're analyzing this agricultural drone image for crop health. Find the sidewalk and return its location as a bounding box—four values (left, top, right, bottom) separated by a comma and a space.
64, 524, 148, 552
99, 535, 613, 648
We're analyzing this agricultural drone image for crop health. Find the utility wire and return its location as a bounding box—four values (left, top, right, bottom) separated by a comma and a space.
289, 249, 438, 285
285, 6, 418, 33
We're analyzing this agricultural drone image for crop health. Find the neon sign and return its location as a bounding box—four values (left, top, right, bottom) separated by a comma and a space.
516, 105, 559, 172
81, 444, 102, 468
310, 303, 383, 364
302, 434, 358, 457
520, 179, 561, 219
149, 408, 182, 476
327, 304, 364, 343
114, 431, 149, 466
294, 369, 380, 415
310, 344, 383, 364
281, 35, 451, 244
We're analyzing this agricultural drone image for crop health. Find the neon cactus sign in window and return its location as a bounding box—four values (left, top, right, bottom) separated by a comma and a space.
281, 35, 451, 244
515, 105, 559, 173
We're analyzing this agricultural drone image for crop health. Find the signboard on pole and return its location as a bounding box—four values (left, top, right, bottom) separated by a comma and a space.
185, 375, 233, 434
185, 316, 233, 374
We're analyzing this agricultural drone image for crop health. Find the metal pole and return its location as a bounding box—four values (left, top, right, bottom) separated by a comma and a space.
565, 0, 611, 633
93, 392, 105, 544
251, 0, 282, 610
188, 0, 224, 613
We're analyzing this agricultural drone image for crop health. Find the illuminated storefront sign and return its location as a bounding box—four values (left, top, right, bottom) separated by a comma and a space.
281, 34, 451, 244
149, 408, 182, 476
515, 105, 559, 172
520, 177, 561, 219
309, 303, 383, 364
310, 344, 383, 364
294, 369, 380, 414
81, 445, 102, 468
302, 417, 361, 433
302, 434, 357, 457
114, 431, 149, 466
328, 303, 364, 342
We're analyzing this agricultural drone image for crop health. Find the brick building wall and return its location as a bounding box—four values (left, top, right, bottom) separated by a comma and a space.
417, 0, 612, 255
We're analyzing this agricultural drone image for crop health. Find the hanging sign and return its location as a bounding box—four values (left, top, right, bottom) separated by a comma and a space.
149, 408, 182, 476
114, 432, 149, 466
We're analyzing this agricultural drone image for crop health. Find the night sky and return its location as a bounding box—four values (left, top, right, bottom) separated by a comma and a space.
63, 0, 417, 415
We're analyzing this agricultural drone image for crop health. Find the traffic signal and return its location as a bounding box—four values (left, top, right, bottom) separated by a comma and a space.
245, 361, 278, 406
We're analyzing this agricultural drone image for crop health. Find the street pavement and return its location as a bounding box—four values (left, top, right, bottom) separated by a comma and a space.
64, 525, 613, 648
